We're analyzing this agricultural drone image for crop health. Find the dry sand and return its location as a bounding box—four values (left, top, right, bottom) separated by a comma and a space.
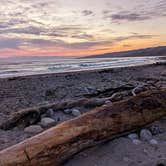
0, 63, 166, 166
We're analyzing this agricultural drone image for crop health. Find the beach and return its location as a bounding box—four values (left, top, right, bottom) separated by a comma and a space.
0, 63, 166, 166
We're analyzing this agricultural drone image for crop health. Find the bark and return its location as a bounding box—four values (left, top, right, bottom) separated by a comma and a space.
0, 89, 166, 166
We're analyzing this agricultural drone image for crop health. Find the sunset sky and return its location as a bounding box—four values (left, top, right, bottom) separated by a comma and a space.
0, 0, 166, 58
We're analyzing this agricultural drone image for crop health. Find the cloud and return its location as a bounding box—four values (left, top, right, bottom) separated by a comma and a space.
111, 13, 150, 21
0, 33, 155, 51
0, 38, 23, 49
82, 10, 94, 16
112, 34, 155, 43
71, 33, 94, 40
0, 26, 42, 35
103, 0, 166, 23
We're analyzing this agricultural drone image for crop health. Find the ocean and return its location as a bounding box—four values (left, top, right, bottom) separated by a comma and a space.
0, 56, 164, 78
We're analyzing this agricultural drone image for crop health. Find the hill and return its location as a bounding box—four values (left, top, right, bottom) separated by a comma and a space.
84, 46, 166, 58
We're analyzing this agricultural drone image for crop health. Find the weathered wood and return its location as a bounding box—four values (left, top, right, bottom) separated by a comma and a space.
0, 89, 166, 166
0, 97, 109, 130
0, 98, 89, 130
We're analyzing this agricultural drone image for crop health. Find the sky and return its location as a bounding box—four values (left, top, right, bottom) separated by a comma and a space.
0, 0, 166, 58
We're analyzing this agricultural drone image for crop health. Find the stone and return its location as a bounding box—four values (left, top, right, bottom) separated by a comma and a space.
140, 129, 153, 141
149, 123, 164, 135
41, 117, 56, 127
41, 113, 47, 119
24, 125, 43, 134
72, 109, 81, 117
123, 157, 131, 162
149, 139, 158, 145
64, 109, 72, 114
105, 100, 112, 105
84, 86, 98, 95
132, 139, 142, 145
84, 98, 106, 108
156, 160, 166, 166
128, 133, 139, 140
46, 108, 54, 117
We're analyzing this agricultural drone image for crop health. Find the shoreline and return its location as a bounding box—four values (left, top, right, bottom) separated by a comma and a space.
1, 55, 165, 79
0, 63, 157, 80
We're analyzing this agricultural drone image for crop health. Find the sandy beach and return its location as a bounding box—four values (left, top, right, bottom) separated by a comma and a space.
0, 63, 166, 166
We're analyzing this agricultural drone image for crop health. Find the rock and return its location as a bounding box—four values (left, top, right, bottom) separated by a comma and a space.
149, 122, 164, 135
24, 125, 43, 134
156, 160, 166, 166
123, 157, 131, 162
41, 113, 46, 119
64, 109, 72, 114
140, 129, 153, 141
72, 109, 81, 117
128, 133, 139, 140
105, 100, 112, 105
84, 98, 106, 108
84, 86, 98, 95
132, 139, 142, 145
41, 117, 56, 128
46, 108, 54, 117
149, 139, 158, 145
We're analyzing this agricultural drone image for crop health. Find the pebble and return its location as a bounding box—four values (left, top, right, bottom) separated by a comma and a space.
156, 160, 166, 166
149, 123, 164, 135
64, 109, 72, 114
24, 125, 43, 134
132, 139, 142, 145
105, 100, 112, 105
123, 157, 131, 162
46, 108, 54, 117
41, 117, 56, 127
128, 133, 139, 140
72, 109, 81, 117
149, 139, 158, 145
140, 129, 153, 141
84, 98, 106, 108
84, 86, 98, 95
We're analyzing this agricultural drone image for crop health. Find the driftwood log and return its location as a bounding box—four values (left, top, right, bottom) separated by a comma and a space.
0, 89, 166, 166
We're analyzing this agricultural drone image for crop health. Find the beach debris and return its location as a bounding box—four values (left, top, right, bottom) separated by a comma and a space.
131, 84, 149, 96
71, 109, 81, 117
132, 139, 142, 145
140, 129, 153, 141
109, 91, 129, 102
149, 139, 158, 145
128, 133, 139, 140
41, 117, 56, 128
24, 125, 43, 134
109, 92, 124, 101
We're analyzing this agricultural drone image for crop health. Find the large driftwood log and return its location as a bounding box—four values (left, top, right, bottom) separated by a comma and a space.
0, 89, 166, 166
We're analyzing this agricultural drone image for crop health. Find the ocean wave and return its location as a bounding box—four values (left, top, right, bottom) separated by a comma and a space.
0, 56, 162, 78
